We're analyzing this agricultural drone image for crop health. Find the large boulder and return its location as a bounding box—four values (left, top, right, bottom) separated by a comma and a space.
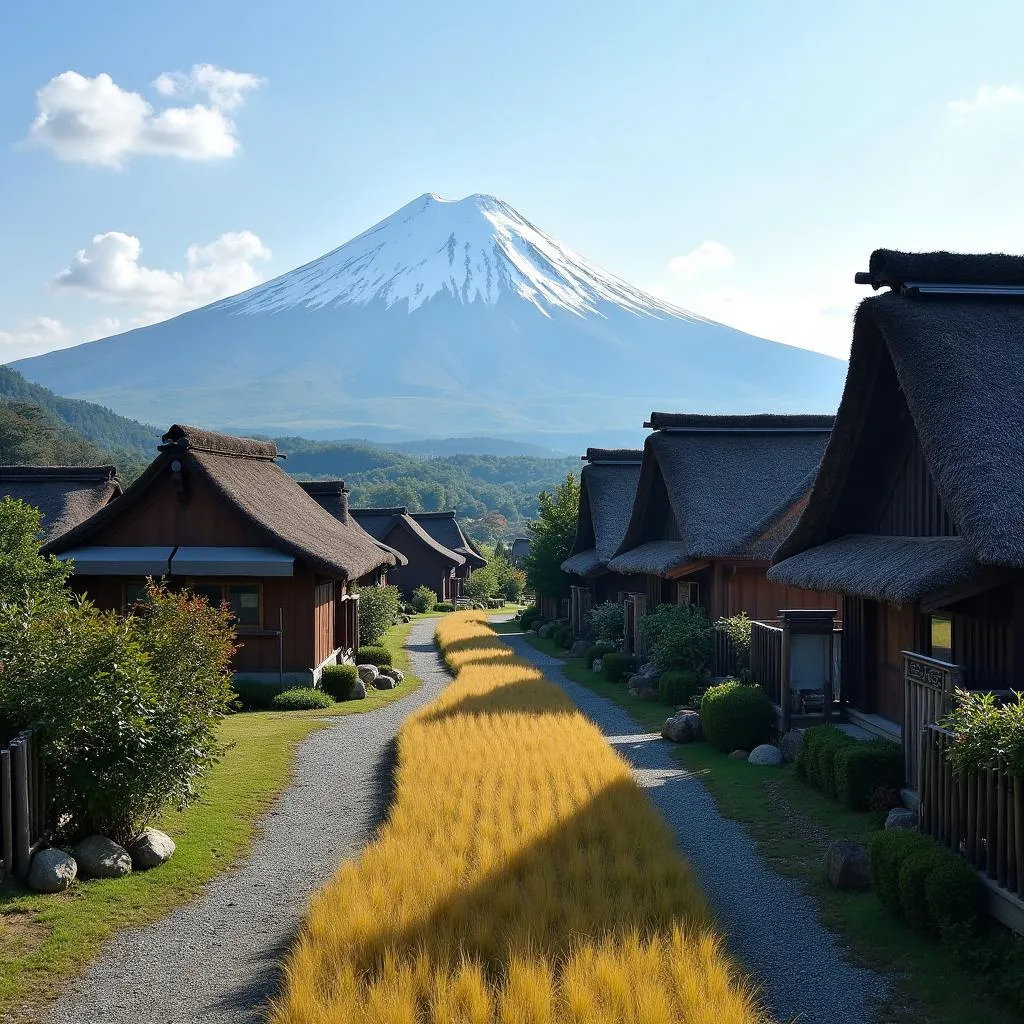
28, 848, 77, 893
350, 677, 367, 700
357, 664, 379, 686
373, 675, 396, 690
381, 667, 405, 685
728, 749, 750, 760
538, 622, 556, 639
885, 807, 917, 831
825, 840, 870, 890
570, 640, 591, 659
662, 710, 702, 743
780, 729, 805, 764
129, 828, 176, 869
73, 835, 132, 879
748, 744, 784, 767
627, 675, 660, 701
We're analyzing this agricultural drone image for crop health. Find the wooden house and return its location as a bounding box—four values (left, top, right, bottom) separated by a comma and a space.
1, 465, 121, 541
349, 506, 465, 601
411, 511, 487, 598
770, 248, 1024, 772
607, 413, 837, 668
510, 538, 531, 567
42, 426, 394, 685
561, 448, 643, 637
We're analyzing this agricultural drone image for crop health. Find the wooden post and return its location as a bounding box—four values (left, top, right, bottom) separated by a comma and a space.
11, 737, 30, 879
1, 749, 11, 878
1015, 776, 1024, 899
998, 757, 1008, 888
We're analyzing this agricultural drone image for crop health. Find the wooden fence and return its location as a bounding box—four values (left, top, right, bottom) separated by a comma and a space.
1, 727, 48, 881
713, 628, 739, 678
750, 620, 783, 706
920, 724, 1023, 903
903, 652, 964, 790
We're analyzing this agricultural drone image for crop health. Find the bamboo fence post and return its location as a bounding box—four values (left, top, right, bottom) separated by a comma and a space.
998, 757, 1008, 888
987, 766, 997, 879
966, 770, 977, 863
11, 737, 30, 879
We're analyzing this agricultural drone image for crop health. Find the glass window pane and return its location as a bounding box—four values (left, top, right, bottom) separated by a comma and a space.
227, 586, 260, 627
931, 615, 953, 663
191, 584, 224, 609
124, 581, 148, 607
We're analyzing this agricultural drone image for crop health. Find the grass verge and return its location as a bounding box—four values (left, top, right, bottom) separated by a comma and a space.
270, 612, 767, 1023
522, 633, 1021, 1024
0, 619, 423, 1018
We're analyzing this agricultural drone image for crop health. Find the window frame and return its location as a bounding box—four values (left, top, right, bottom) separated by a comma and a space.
182, 579, 264, 632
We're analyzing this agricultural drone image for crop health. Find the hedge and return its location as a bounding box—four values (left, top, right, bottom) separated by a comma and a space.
584, 644, 615, 667
795, 725, 854, 797
602, 652, 634, 684
356, 645, 393, 668
833, 738, 903, 810
699, 681, 773, 752
321, 664, 361, 701
272, 687, 336, 711
659, 668, 698, 706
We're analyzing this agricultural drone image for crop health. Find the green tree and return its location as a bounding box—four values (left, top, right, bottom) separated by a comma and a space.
524, 474, 580, 600
0, 497, 73, 608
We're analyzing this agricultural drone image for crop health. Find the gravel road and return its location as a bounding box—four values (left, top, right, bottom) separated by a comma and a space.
46, 617, 450, 1024
501, 627, 890, 1024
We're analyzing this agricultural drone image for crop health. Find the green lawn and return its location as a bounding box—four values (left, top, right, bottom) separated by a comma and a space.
508, 629, 1021, 1024
0, 619, 423, 1017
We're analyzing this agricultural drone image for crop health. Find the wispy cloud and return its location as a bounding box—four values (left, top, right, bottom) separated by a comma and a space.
947, 84, 1024, 117
667, 240, 737, 279
0, 316, 72, 360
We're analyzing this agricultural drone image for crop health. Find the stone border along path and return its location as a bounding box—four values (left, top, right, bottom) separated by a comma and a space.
46, 617, 453, 1024
500, 625, 891, 1024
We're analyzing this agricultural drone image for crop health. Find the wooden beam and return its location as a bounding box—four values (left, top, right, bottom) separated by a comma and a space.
920, 568, 1012, 614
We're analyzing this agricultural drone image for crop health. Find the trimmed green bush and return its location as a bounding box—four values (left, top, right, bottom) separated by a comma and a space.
231, 680, 283, 711
584, 644, 615, 667
699, 681, 773, 752
834, 738, 903, 810
435, 602, 455, 612
899, 843, 950, 930
659, 668, 698, 705
638, 602, 712, 673
553, 625, 572, 649
518, 605, 539, 630
587, 601, 624, 648
356, 645, 392, 668
410, 586, 437, 613
925, 855, 984, 931
796, 725, 854, 796
272, 687, 336, 711
602, 652, 634, 684
321, 663, 360, 701
868, 828, 934, 916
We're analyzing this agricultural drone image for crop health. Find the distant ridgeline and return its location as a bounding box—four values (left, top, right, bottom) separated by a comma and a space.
0, 368, 575, 541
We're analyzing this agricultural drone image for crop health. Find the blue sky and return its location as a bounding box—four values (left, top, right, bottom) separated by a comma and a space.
2, 0, 1024, 361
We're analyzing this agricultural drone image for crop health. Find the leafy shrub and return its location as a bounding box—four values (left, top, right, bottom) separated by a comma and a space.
699, 681, 773, 752
231, 679, 283, 711
899, 844, 950, 930
410, 585, 437, 613
321, 663, 360, 701
499, 569, 526, 603
925, 856, 983, 931
585, 643, 614, 667
273, 687, 336, 711
659, 668, 698, 705
519, 606, 539, 630
833, 739, 903, 810
402, 603, 417, 616
868, 829, 934, 916
796, 725, 854, 796
356, 645, 392, 668
355, 584, 401, 646
602, 652, 634, 683
714, 613, 752, 680
638, 603, 712, 673
942, 688, 1024, 776
553, 625, 572, 649
587, 601, 624, 648
466, 565, 498, 600
435, 602, 455, 612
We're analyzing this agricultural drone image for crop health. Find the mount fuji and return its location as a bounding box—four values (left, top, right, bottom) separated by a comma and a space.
12, 193, 846, 448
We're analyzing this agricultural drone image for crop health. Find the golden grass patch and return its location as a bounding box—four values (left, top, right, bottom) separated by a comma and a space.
271, 612, 769, 1024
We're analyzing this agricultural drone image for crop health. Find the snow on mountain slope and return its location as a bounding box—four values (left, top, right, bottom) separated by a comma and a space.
220, 192, 698, 319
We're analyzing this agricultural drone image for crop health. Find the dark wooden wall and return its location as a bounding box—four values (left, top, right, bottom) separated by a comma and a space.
313, 581, 335, 667
382, 523, 455, 600
717, 565, 838, 622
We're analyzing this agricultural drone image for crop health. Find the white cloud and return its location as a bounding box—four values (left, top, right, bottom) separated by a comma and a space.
948, 85, 1024, 117
667, 240, 737, 279
54, 229, 271, 322
0, 316, 72, 360
153, 64, 264, 111
29, 67, 263, 168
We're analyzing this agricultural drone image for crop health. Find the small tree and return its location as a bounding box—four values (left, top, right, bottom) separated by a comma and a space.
0, 497, 73, 608
355, 584, 401, 645
410, 585, 437, 613
587, 601, 624, 648
524, 474, 579, 602
638, 603, 713, 674
465, 565, 498, 600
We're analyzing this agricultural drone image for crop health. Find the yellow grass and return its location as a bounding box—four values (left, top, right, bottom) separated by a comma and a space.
271, 612, 769, 1024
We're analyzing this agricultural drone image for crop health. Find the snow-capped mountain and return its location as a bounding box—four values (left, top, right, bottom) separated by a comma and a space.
12, 193, 846, 447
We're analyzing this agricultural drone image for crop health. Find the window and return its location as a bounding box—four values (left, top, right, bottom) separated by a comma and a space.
930, 614, 953, 663
124, 580, 148, 607
187, 583, 261, 629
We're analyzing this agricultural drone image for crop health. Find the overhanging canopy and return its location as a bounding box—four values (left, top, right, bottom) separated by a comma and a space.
170, 547, 294, 577
57, 546, 174, 575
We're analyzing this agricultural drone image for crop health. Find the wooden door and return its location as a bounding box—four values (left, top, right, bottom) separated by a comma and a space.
875, 603, 917, 726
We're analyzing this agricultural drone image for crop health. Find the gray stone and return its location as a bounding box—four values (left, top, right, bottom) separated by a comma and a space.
129, 828, 176, 869
661, 710, 702, 743
570, 640, 591, 659
884, 807, 917, 831
538, 622, 556, 639
73, 835, 132, 879
748, 744, 784, 766
400, 614, 411, 623
381, 667, 404, 684
592, 658, 603, 673
356, 663, 379, 685
728, 749, 750, 760
825, 840, 870, 891
625, 674, 659, 700
350, 678, 367, 699
28, 848, 77, 892
780, 728, 805, 763
638, 662, 659, 679
373, 675, 396, 690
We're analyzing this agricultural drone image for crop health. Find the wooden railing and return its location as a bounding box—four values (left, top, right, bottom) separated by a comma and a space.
750, 620, 783, 706
1, 727, 48, 881
903, 652, 964, 789
920, 724, 1024, 903
713, 628, 739, 678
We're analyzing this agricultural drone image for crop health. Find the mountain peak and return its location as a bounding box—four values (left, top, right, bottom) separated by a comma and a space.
221, 192, 688, 320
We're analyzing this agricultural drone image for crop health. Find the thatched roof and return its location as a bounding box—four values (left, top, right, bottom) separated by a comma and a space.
562, 449, 641, 578
46, 426, 392, 580
608, 415, 832, 575
510, 538, 530, 562
773, 249, 1024, 598
1, 466, 121, 542
300, 481, 408, 567
349, 507, 465, 567
411, 511, 487, 568
769, 535, 977, 604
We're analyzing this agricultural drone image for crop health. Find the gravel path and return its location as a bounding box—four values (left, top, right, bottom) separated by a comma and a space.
47, 617, 451, 1024
502, 627, 890, 1024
